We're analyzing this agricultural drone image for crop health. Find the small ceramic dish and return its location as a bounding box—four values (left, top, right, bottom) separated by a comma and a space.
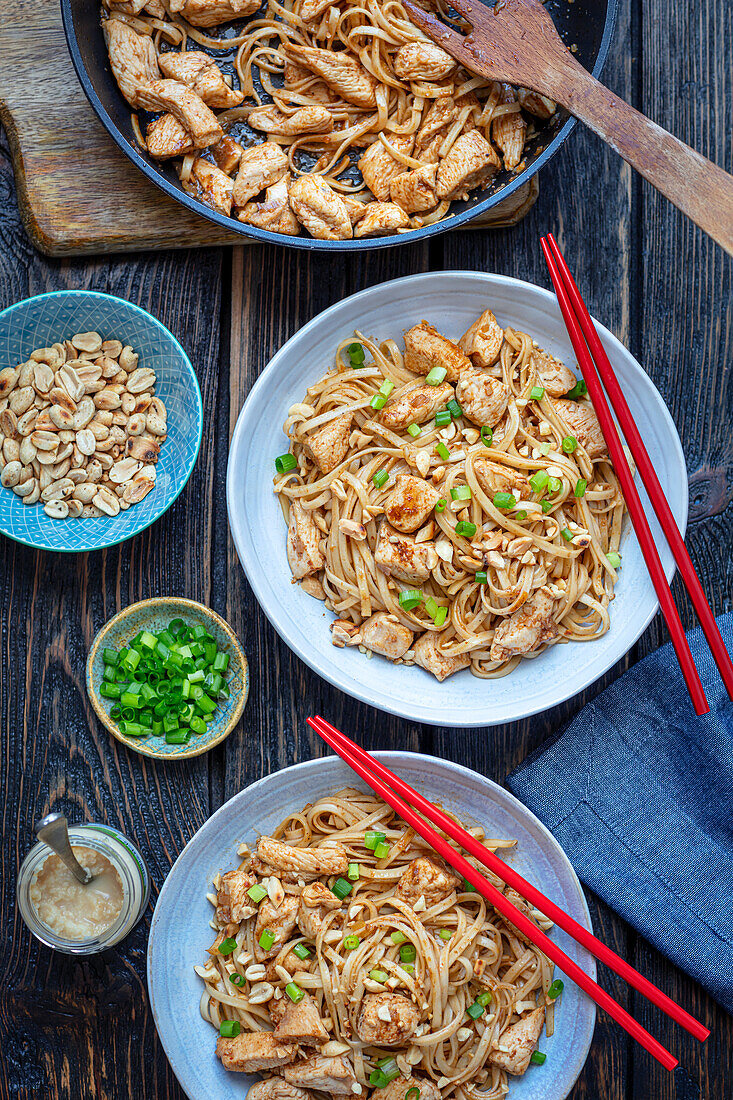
87, 597, 248, 760
0, 290, 203, 553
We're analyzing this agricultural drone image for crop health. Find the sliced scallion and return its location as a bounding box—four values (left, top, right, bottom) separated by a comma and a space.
425, 367, 447, 385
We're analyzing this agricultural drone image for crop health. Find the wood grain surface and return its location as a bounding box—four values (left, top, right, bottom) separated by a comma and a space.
1, 0, 731, 1097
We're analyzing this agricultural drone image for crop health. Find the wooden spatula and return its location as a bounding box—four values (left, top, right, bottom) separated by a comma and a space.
403, 0, 733, 255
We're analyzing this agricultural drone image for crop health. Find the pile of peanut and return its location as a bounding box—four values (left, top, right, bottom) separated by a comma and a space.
0, 332, 166, 520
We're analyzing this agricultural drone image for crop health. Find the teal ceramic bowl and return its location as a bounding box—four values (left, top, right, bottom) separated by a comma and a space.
0, 290, 202, 552
86, 597, 249, 760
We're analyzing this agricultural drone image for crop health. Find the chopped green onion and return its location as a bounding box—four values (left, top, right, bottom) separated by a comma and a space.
476, 991, 493, 1006
607, 551, 622, 568
348, 342, 365, 366
364, 831, 385, 850
514, 510, 527, 520
229, 973, 246, 986
435, 498, 447, 513
348, 862, 360, 881
219, 1020, 240, 1038
435, 442, 450, 461
424, 596, 439, 620
530, 1051, 547, 1065
438, 929, 452, 941
331, 877, 353, 900
343, 935, 361, 950
446, 399, 463, 419
480, 426, 493, 447
455, 520, 477, 537
562, 435, 578, 453
530, 385, 545, 400
461, 878, 476, 892
547, 476, 562, 494
433, 606, 448, 628
376, 1058, 400, 1083
369, 1071, 390, 1089
275, 453, 297, 474
406, 423, 421, 438
529, 470, 549, 493
378, 380, 394, 398
539, 441, 552, 456
258, 929, 276, 951
103, 648, 119, 665
425, 366, 447, 385
435, 409, 451, 428
370, 394, 387, 410
560, 527, 574, 542
574, 478, 587, 498
493, 492, 516, 509
99, 682, 121, 699
218, 937, 237, 956
293, 943, 311, 959
450, 485, 472, 501
541, 500, 554, 514
369, 969, 388, 983
247, 884, 267, 904
548, 979, 565, 999
405, 1088, 421, 1100
373, 469, 389, 489
399, 943, 417, 963
401, 962, 415, 974
391, 931, 407, 945
285, 982, 305, 1003
466, 1002, 484, 1019
475, 571, 488, 585
374, 841, 390, 859
565, 378, 587, 399
399, 590, 422, 612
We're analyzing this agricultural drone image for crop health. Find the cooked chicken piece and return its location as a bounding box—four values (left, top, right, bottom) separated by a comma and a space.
380, 381, 454, 430
108, 0, 149, 14
489, 590, 558, 662
146, 113, 193, 160
409, 633, 470, 681
300, 0, 331, 19
216, 868, 257, 925
491, 85, 526, 170
415, 97, 459, 158
393, 40, 457, 81
265, 948, 311, 981
360, 612, 414, 659
249, 105, 334, 136
436, 131, 501, 200
290, 46, 377, 109
403, 320, 471, 383
517, 88, 556, 119
472, 457, 530, 501
254, 895, 300, 960
455, 367, 509, 427
143, 0, 166, 15
530, 350, 576, 398
395, 855, 461, 906
390, 163, 438, 214
302, 411, 352, 473
240, 175, 301, 236
275, 992, 330, 1046
171, 0, 260, 27
375, 522, 436, 584
342, 194, 370, 225
247, 1078, 311, 1100
180, 157, 233, 216
283, 1054, 358, 1094
358, 136, 415, 201
137, 80, 222, 147
297, 881, 342, 940
157, 50, 243, 108
385, 474, 440, 534
216, 1031, 297, 1073
232, 143, 289, 206
379, 1077, 441, 1100
212, 134, 244, 175
553, 399, 606, 458
490, 1007, 546, 1075
287, 500, 325, 580
459, 308, 504, 369
354, 202, 410, 237
289, 174, 353, 241
356, 993, 419, 1046
257, 836, 349, 876
103, 19, 160, 108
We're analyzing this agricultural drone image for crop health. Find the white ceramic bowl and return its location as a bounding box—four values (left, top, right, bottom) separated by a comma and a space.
227, 272, 687, 725
148, 752, 596, 1100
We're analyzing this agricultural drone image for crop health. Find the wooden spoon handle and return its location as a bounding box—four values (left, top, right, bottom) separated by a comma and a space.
552, 66, 733, 256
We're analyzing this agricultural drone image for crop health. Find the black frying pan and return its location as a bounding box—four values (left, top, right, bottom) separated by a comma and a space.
60, 0, 617, 251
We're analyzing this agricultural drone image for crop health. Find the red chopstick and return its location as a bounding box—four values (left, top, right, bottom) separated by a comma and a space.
309, 714, 710, 1044
544, 233, 733, 702
540, 237, 709, 716
307, 716, 683, 1071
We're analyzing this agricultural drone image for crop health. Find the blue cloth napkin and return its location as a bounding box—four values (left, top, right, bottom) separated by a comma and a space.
507, 613, 733, 1013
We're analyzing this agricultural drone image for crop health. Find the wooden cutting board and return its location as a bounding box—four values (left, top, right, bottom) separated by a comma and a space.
0, 0, 539, 257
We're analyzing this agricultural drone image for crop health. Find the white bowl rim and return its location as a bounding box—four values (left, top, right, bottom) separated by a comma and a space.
227, 271, 688, 725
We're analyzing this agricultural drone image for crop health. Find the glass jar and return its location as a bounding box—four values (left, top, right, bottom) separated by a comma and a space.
17, 822, 150, 955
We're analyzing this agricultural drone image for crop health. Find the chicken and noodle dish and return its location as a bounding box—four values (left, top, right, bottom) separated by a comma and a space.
275, 308, 626, 680
197, 790, 562, 1097
100, 0, 558, 239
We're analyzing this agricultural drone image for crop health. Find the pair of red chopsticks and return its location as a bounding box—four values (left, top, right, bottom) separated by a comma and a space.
541, 234, 733, 716
307, 715, 710, 1070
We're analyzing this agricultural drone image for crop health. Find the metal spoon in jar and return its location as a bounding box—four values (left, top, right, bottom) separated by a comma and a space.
35, 813, 94, 885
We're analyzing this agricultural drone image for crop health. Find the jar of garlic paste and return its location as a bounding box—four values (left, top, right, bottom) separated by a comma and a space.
17, 823, 150, 954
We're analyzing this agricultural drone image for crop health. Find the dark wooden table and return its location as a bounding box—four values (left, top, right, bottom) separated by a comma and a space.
1, 0, 731, 1095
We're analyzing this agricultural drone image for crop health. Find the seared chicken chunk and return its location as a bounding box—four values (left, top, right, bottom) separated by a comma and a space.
356, 993, 419, 1046
240, 176, 301, 236
415, 97, 459, 158
490, 1007, 546, 1075
517, 88, 556, 118
303, 412, 352, 474
215, 868, 257, 926
355, 203, 410, 237
390, 164, 438, 214
360, 612, 414, 659
212, 134, 244, 175
180, 157, 233, 216
289, 174, 353, 241
489, 590, 558, 662
254, 894, 300, 960
247, 1079, 311, 1100
380, 1078, 441, 1100
530, 350, 576, 397
170, 0, 260, 26
385, 474, 440, 534
290, 46, 377, 109
375, 522, 437, 584
409, 633, 470, 681
146, 113, 194, 160
274, 991, 330, 1046
287, 500, 325, 580
473, 457, 530, 501
455, 367, 509, 427
403, 321, 471, 383
249, 104, 334, 136
436, 131, 500, 200
359, 136, 415, 201
232, 143, 289, 207
380, 381, 454, 430
459, 308, 504, 369
492, 85, 526, 170
103, 20, 159, 108
216, 1031, 297, 1073
297, 881, 342, 940
257, 836, 349, 876
157, 51, 243, 108
395, 856, 461, 906
553, 399, 606, 458
283, 1055, 358, 1094
393, 41, 457, 81
138, 80, 222, 147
